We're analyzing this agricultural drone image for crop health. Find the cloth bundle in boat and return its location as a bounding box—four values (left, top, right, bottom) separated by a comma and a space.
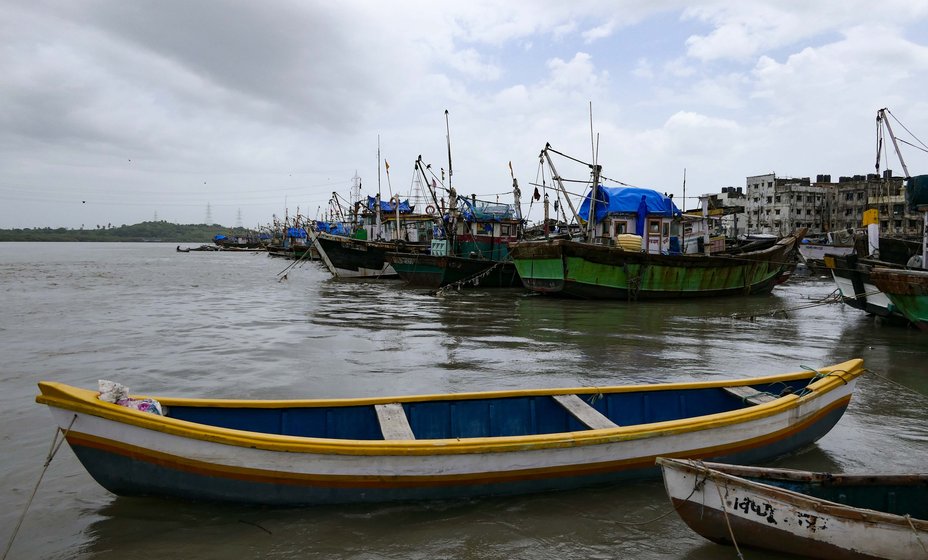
98, 379, 163, 415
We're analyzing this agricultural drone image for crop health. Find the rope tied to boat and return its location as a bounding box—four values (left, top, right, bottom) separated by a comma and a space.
611, 466, 704, 527
862, 368, 928, 403
703, 465, 746, 560
729, 288, 842, 322
2, 414, 77, 560
434, 260, 506, 296
904, 514, 928, 555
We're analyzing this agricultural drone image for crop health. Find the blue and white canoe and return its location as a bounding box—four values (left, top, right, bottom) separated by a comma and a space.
36, 359, 864, 505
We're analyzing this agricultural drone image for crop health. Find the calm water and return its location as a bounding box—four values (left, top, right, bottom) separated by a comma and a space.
2, 242, 927, 559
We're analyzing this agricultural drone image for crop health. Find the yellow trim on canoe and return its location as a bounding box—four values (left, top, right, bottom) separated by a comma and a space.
36, 359, 864, 456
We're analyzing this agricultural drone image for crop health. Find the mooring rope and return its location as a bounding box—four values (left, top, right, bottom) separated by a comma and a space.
729, 288, 843, 321
904, 514, 928, 554
434, 260, 505, 296
3, 414, 77, 560
710, 468, 746, 560
864, 368, 928, 402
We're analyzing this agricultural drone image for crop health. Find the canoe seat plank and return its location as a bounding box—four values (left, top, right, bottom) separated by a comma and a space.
724, 386, 777, 405
375, 403, 416, 440
553, 394, 618, 430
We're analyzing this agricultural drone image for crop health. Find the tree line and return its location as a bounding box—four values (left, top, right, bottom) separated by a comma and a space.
0, 221, 258, 243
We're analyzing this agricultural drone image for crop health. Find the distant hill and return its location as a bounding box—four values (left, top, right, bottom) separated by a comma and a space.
0, 221, 260, 243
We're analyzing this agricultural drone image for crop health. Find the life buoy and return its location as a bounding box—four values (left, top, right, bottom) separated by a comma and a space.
426, 205, 436, 215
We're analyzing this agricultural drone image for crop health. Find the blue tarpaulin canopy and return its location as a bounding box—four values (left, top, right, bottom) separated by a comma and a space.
367, 196, 413, 214
213, 234, 227, 241
577, 186, 680, 223
286, 227, 307, 238
314, 222, 351, 236
459, 197, 515, 222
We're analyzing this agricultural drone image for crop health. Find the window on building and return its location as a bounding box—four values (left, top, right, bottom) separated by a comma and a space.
775, 209, 780, 215
775, 196, 781, 203
766, 196, 773, 203
857, 192, 863, 200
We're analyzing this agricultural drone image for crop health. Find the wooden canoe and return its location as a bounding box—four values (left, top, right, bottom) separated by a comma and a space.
657, 457, 928, 560
36, 359, 864, 505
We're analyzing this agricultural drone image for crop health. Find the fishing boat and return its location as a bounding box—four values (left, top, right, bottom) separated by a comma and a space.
509, 145, 802, 299
387, 171, 525, 289
869, 267, 928, 330
797, 231, 855, 270
36, 359, 863, 505
657, 457, 928, 560
313, 194, 436, 279
511, 232, 802, 300
823, 242, 920, 322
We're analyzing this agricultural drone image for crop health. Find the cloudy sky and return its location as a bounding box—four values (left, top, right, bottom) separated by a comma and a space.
3, 0, 928, 229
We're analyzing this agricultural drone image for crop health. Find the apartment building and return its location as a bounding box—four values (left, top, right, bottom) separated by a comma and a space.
744, 171, 922, 237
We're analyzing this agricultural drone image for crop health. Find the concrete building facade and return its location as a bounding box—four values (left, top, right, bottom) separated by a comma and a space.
744, 171, 922, 237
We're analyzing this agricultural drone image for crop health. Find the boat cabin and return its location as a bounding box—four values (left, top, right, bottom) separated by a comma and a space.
356, 195, 435, 243
430, 196, 522, 259
579, 186, 682, 254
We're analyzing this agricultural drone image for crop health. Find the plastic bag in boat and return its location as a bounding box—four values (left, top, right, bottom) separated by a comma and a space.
98, 379, 163, 415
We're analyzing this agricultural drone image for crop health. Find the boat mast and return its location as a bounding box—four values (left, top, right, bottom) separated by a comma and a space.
682, 168, 687, 253
416, 156, 448, 239
587, 102, 599, 240
876, 108, 910, 178
445, 110, 453, 192
510, 162, 523, 222
541, 144, 582, 228
375, 136, 382, 236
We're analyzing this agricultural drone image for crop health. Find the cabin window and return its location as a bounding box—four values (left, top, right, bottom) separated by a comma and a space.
649, 220, 660, 234
601, 223, 609, 235
615, 221, 628, 234
501, 224, 512, 236
662, 223, 669, 236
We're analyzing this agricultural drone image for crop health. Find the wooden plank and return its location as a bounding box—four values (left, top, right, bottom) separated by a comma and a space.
375, 403, 415, 440
552, 394, 618, 430
724, 386, 777, 405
